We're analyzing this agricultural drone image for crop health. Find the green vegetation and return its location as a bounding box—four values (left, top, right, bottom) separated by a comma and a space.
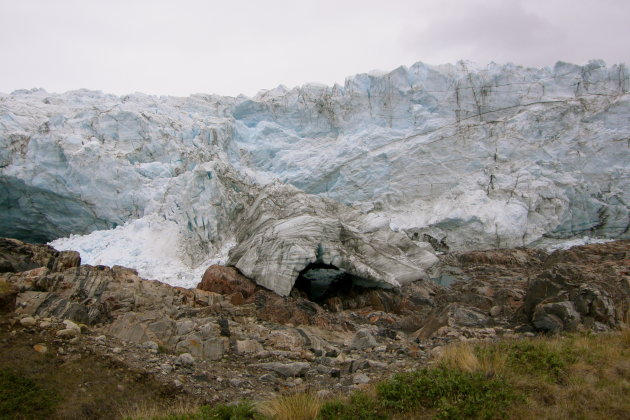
319, 368, 517, 420
477, 339, 574, 382
318, 392, 384, 420
378, 368, 516, 419
0, 368, 59, 420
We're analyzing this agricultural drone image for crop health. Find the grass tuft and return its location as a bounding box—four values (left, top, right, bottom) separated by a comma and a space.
257, 393, 321, 420
437, 342, 508, 377
436, 342, 479, 372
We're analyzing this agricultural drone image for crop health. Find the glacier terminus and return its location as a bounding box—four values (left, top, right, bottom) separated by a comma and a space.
0, 60, 628, 295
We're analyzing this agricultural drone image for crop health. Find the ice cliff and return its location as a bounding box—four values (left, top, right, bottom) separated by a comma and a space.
1, 60, 628, 292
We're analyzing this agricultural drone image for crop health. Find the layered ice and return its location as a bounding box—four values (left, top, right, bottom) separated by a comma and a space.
1, 60, 629, 289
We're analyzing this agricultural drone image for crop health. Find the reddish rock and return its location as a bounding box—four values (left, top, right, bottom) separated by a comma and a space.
229, 292, 246, 305
196, 265, 257, 298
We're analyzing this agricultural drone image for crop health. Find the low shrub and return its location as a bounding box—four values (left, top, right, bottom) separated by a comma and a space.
319, 391, 385, 420
480, 340, 571, 382
0, 368, 59, 419
199, 402, 259, 420
377, 368, 518, 419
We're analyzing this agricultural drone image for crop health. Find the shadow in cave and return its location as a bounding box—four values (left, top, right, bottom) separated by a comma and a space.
293, 262, 379, 310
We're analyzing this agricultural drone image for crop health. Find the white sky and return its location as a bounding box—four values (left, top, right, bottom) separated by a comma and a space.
1, 0, 628, 97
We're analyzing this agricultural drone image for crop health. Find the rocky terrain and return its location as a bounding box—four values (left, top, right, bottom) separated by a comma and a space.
1, 237, 628, 418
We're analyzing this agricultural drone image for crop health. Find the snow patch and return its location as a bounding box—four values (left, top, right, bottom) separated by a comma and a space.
542, 237, 615, 253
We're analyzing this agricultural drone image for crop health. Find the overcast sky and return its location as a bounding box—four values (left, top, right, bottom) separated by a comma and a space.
1, 0, 628, 97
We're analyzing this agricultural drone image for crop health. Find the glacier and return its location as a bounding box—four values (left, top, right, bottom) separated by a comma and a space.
1, 60, 629, 292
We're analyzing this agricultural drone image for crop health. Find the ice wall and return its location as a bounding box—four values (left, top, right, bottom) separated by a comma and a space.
1, 60, 629, 288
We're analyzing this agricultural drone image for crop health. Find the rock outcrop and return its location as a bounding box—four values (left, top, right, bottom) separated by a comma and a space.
2, 237, 628, 373
523, 241, 630, 332
414, 240, 629, 339
1, 236, 629, 407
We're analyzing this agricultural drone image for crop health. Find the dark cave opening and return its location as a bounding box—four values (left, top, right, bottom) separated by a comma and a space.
293, 262, 350, 302
293, 262, 381, 309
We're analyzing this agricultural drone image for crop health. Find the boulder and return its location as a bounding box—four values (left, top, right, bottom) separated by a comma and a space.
350, 329, 378, 350
175, 353, 195, 367
413, 304, 491, 339
56, 328, 79, 338
62, 319, 81, 334
202, 338, 227, 361
256, 362, 310, 378
197, 265, 257, 299
532, 301, 581, 332
175, 335, 204, 357
265, 329, 306, 352
524, 264, 622, 331
142, 341, 159, 351
353, 373, 370, 384
573, 284, 616, 324
19, 316, 37, 327
236, 339, 264, 354
33, 343, 48, 354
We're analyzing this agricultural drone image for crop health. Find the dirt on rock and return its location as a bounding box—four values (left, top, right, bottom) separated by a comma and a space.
0, 314, 188, 420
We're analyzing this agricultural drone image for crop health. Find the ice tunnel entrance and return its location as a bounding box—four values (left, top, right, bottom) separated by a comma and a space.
294, 263, 347, 301
293, 262, 381, 304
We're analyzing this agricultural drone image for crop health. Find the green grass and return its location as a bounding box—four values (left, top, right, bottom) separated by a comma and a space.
318, 392, 385, 420
0, 368, 59, 420
197, 403, 260, 420
318, 369, 517, 420
477, 339, 574, 382
379, 368, 518, 419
